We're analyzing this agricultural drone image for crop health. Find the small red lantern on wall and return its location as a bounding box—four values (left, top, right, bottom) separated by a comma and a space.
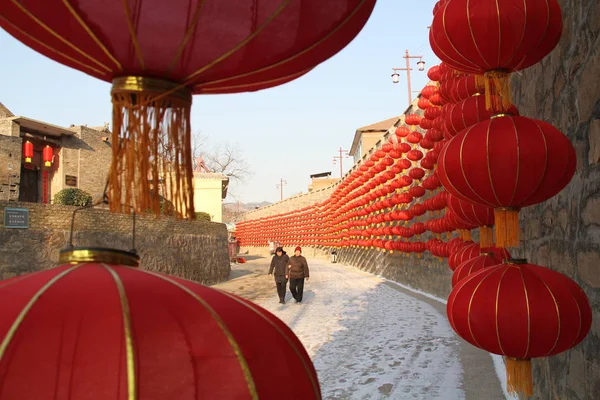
42, 145, 53, 167
23, 140, 33, 163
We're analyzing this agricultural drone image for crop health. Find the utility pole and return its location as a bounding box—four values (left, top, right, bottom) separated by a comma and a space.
276, 178, 287, 201
332, 147, 349, 178
391, 49, 426, 106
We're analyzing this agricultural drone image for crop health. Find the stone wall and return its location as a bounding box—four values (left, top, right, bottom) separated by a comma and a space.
509, 0, 600, 397
0, 201, 230, 285
240, 185, 335, 220
0, 132, 22, 201
53, 125, 113, 202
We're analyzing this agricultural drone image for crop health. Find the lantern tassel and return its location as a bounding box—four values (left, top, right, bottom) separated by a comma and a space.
494, 208, 520, 248
108, 76, 195, 219
505, 357, 533, 397
480, 225, 494, 248
475, 70, 513, 112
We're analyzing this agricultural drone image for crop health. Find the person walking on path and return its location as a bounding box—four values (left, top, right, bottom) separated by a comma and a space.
288, 246, 309, 304
268, 246, 290, 304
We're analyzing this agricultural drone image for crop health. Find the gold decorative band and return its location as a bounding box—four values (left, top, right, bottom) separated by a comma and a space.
111, 76, 192, 102
59, 247, 140, 267
503, 258, 528, 265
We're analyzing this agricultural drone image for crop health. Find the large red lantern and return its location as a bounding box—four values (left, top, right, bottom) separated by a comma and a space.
0, 247, 321, 399
429, 0, 562, 110
1, 0, 375, 218
438, 115, 576, 247
22, 140, 33, 163
448, 259, 592, 397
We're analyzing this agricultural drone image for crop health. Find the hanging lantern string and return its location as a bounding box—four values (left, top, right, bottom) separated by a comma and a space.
67, 180, 137, 253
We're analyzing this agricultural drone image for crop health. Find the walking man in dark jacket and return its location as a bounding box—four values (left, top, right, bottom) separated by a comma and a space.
288, 246, 309, 304
269, 247, 290, 304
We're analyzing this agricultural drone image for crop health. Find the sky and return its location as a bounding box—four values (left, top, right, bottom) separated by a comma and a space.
0, 1, 440, 204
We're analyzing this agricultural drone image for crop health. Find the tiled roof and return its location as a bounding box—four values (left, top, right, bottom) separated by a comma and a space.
356, 116, 401, 132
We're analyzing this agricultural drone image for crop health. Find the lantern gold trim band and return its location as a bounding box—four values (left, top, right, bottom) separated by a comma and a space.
59, 247, 140, 267
111, 76, 192, 102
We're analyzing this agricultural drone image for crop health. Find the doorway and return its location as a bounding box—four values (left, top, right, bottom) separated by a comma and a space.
19, 165, 39, 202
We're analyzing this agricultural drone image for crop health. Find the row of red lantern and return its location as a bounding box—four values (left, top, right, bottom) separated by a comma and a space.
237, 121, 455, 251
22, 140, 54, 167
428, 1, 590, 398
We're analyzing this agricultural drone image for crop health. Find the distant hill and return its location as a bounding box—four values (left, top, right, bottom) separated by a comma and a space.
222, 201, 272, 222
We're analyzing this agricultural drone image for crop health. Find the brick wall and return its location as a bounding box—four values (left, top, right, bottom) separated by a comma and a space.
0, 201, 230, 284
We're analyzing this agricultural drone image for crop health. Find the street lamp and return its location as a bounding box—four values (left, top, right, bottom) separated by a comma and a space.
333, 147, 350, 178
390, 49, 426, 106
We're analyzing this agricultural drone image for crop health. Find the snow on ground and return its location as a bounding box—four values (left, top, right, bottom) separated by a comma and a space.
239, 260, 466, 399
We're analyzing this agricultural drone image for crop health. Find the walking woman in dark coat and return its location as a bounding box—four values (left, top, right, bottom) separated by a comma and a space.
268, 247, 290, 304
288, 246, 309, 303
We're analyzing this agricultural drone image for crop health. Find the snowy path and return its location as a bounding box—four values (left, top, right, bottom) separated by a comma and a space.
214, 258, 505, 400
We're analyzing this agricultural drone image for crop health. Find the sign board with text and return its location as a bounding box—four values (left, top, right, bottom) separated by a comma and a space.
65, 175, 78, 187
3, 207, 29, 229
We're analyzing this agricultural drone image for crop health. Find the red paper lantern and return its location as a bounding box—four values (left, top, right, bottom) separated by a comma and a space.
448, 259, 592, 397
438, 115, 576, 247
23, 140, 33, 163
395, 126, 411, 138
424, 106, 442, 121
407, 149, 423, 161
405, 114, 421, 127
0, 248, 321, 399
408, 186, 426, 198
421, 85, 437, 99
1, 0, 375, 218
42, 145, 53, 167
427, 66, 441, 81
446, 95, 519, 138
408, 168, 425, 181
406, 131, 423, 145
448, 242, 479, 271
429, 0, 562, 110
418, 97, 431, 110
447, 194, 495, 247
451, 248, 510, 287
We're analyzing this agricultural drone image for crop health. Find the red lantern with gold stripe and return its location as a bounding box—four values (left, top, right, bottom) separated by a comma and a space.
451, 247, 510, 287
448, 259, 592, 397
1, 0, 376, 218
429, 0, 562, 111
23, 140, 33, 163
447, 193, 495, 247
445, 95, 519, 138
438, 115, 576, 248
0, 247, 321, 399
42, 145, 53, 167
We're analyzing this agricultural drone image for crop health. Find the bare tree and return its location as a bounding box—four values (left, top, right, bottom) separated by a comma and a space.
192, 132, 252, 198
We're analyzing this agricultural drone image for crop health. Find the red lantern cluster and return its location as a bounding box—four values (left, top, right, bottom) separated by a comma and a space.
426, 1, 590, 397
237, 105, 455, 258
